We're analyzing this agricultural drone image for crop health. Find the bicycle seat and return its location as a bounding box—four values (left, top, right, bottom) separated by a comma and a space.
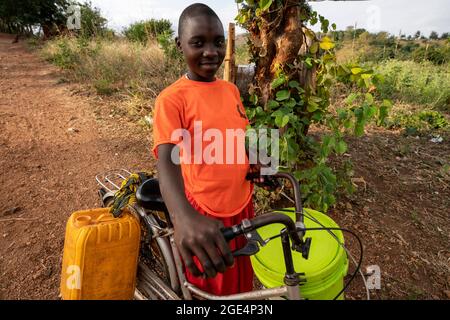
136, 178, 168, 212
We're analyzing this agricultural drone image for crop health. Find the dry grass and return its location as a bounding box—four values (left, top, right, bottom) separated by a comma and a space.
40, 36, 183, 118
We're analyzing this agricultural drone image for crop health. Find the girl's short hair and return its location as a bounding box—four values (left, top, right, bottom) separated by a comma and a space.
178, 3, 221, 38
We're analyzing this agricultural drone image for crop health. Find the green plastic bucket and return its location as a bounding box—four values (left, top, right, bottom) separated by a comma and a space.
251, 208, 349, 300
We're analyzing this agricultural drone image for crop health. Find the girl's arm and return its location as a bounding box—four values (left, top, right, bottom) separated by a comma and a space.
156, 143, 234, 278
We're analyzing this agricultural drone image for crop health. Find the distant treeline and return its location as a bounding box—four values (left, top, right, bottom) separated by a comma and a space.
0, 0, 111, 39
324, 27, 449, 65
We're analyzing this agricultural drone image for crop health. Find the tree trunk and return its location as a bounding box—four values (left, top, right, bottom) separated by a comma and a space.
247, 0, 317, 109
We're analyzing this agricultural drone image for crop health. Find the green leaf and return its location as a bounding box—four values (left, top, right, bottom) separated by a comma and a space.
321, 135, 336, 156
343, 119, 352, 129
378, 105, 389, 126
365, 93, 374, 104
267, 100, 279, 109
335, 140, 347, 154
256, 106, 264, 114
271, 109, 284, 118
275, 115, 283, 127
304, 28, 316, 40
365, 105, 377, 118
311, 111, 323, 122
300, 117, 311, 125
320, 16, 330, 33
307, 101, 319, 112
323, 135, 336, 148
249, 94, 258, 105
288, 80, 300, 90
351, 67, 363, 74
276, 90, 290, 101
294, 170, 303, 181
310, 96, 322, 103
310, 42, 319, 54
271, 76, 285, 89
355, 122, 365, 136
338, 109, 348, 121
246, 108, 256, 119
286, 138, 299, 160
382, 99, 393, 108
345, 93, 358, 105
354, 108, 363, 118
284, 98, 297, 108
236, 12, 248, 24
275, 114, 289, 128
259, 0, 272, 11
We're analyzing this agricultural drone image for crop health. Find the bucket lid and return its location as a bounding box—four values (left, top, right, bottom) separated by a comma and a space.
251, 208, 346, 285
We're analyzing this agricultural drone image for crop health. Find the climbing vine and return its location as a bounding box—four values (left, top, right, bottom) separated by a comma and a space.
236, 0, 391, 212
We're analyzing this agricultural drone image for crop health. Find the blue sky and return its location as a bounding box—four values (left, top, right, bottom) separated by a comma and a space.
88, 0, 449, 37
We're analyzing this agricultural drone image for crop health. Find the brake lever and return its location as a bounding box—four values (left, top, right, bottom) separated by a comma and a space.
232, 230, 266, 257
232, 241, 259, 257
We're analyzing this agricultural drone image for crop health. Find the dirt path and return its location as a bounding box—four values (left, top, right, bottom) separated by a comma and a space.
0, 34, 152, 299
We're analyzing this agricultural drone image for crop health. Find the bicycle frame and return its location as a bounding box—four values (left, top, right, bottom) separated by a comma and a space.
130, 203, 305, 300
96, 169, 312, 300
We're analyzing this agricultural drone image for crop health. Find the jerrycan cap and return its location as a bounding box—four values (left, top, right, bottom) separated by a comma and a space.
75, 215, 92, 228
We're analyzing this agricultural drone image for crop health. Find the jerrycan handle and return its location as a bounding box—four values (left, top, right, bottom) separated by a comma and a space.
96, 213, 117, 223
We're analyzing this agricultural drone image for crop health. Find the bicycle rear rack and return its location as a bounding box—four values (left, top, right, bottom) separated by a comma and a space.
95, 169, 132, 193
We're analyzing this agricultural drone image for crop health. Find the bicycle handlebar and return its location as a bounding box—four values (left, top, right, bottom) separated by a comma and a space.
221, 212, 304, 252
222, 172, 306, 255
273, 172, 303, 223
246, 172, 303, 223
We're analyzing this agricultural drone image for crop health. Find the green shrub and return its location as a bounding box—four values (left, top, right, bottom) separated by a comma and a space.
388, 110, 449, 134
40, 36, 181, 104
156, 30, 183, 64
78, 1, 108, 38
94, 78, 115, 95
373, 59, 450, 111
124, 19, 173, 44
412, 44, 450, 65
48, 37, 79, 69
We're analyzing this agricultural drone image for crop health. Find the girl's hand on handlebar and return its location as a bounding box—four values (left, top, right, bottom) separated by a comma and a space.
247, 164, 281, 191
173, 205, 234, 278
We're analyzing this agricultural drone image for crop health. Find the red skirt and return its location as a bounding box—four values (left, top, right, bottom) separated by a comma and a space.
184, 191, 255, 296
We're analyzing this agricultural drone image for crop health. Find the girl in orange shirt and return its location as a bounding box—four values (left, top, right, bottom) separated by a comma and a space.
153, 3, 264, 295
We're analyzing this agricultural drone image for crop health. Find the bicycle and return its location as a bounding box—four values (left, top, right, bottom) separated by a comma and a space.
96, 169, 366, 300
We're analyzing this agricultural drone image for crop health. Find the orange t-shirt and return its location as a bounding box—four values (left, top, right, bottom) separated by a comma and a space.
152, 76, 252, 217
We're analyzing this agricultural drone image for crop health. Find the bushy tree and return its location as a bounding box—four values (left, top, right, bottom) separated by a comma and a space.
77, 1, 108, 38
412, 44, 449, 65
0, 0, 69, 36
123, 19, 173, 44
429, 31, 439, 40
0, 0, 110, 39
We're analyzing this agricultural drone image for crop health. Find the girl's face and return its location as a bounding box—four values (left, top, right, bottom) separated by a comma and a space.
176, 15, 226, 82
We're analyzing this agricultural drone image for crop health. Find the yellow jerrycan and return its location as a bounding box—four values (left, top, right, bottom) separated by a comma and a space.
60, 208, 141, 300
